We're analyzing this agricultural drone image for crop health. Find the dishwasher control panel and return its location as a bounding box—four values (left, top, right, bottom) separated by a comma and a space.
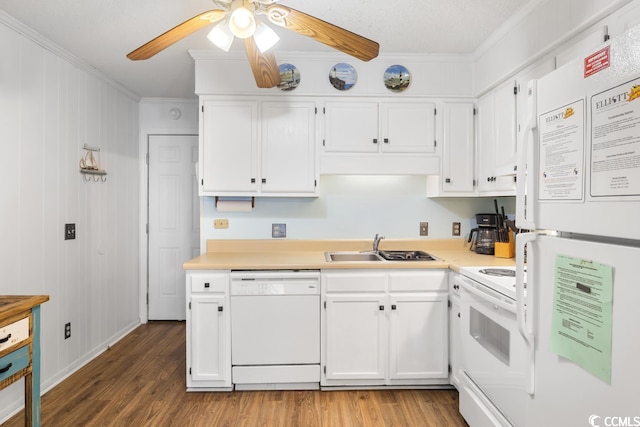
230, 270, 320, 296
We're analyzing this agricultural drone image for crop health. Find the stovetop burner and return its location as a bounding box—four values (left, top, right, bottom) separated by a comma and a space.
459, 266, 526, 301
478, 268, 516, 277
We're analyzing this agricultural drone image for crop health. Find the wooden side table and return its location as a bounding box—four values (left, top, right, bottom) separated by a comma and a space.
0, 295, 49, 427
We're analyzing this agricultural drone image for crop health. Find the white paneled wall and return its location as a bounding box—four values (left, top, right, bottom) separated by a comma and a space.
0, 19, 140, 421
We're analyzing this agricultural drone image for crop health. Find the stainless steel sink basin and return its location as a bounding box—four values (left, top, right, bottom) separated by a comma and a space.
378, 250, 438, 261
325, 252, 383, 262
324, 250, 438, 262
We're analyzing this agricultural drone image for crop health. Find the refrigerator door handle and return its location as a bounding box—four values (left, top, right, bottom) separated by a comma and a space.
516, 231, 536, 395
516, 80, 537, 231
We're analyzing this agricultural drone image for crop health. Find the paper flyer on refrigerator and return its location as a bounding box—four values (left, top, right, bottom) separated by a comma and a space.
549, 255, 613, 383
539, 100, 585, 200
590, 77, 640, 197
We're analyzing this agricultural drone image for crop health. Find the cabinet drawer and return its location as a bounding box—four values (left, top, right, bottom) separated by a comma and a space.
0, 345, 30, 382
190, 273, 229, 293
0, 316, 30, 352
389, 271, 447, 292
323, 271, 387, 292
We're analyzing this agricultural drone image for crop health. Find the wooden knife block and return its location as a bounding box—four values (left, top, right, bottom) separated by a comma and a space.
494, 231, 515, 258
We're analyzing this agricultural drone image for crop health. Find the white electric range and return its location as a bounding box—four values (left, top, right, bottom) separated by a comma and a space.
455, 265, 529, 427
458, 265, 525, 301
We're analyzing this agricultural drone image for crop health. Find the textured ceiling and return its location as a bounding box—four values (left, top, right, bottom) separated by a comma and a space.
0, 0, 532, 98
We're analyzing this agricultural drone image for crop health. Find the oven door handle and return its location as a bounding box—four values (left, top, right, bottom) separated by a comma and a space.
458, 278, 516, 313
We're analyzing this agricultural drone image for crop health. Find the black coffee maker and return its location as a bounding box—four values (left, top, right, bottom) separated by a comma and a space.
468, 214, 498, 255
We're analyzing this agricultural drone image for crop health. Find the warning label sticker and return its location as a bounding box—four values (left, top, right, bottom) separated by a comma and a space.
584, 46, 610, 78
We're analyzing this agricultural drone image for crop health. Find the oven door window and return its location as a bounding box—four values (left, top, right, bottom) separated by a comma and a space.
469, 306, 510, 366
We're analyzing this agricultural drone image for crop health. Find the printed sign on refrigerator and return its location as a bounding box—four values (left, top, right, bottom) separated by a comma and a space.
550, 255, 613, 383
538, 100, 585, 200
590, 77, 640, 197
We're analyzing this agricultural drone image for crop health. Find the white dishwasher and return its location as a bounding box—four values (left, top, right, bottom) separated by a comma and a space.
230, 270, 320, 390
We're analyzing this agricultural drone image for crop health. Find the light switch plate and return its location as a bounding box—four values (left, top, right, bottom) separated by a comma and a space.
420, 222, 428, 236
65, 223, 76, 240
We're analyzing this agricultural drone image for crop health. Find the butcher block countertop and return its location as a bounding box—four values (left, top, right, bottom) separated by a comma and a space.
0, 295, 49, 324
183, 239, 516, 272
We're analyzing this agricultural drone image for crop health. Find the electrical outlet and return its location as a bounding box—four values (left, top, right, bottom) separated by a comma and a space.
452, 222, 461, 236
420, 222, 428, 236
64, 322, 71, 339
272, 223, 286, 238
65, 223, 76, 240
214, 219, 229, 229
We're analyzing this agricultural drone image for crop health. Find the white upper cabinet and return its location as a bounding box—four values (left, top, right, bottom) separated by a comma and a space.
476, 80, 518, 194
260, 101, 318, 195
380, 102, 436, 153
199, 98, 318, 197
321, 99, 439, 175
428, 101, 476, 196
323, 101, 379, 153
323, 100, 436, 154
200, 99, 258, 195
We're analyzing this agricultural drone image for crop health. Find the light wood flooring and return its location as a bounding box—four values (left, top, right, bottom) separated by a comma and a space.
5, 321, 468, 426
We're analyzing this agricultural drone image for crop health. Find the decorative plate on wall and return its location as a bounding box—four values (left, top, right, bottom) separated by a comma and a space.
329, 63, 357, 91
278, 63, 301, 91
384, 64, 411, 92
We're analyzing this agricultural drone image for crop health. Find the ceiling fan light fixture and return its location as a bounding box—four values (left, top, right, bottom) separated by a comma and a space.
253, 22, 280, 53
229, 7, 256, 39
207, 20, 234, 52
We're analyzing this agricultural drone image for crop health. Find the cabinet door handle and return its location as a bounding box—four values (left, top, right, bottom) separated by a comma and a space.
445, 178, 451, 183
379, 305, 384, 311
251, 178, 256, 183
204, 282, 210, 288
0, 333, 11, 344
0, 363, 12, 374
262, 178, 266, 184
373, 138, 378, 144
218, 306, 224, 312
383, 138, 389, 144
391, 304, 397, 310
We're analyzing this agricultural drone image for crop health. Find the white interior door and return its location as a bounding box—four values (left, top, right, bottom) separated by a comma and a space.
148, 134, 199, 320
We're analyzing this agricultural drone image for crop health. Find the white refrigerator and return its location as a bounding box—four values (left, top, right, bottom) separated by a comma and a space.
516, 24, 640, 426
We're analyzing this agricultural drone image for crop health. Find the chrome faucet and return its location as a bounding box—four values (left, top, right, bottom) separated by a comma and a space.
372, 233, 384, 252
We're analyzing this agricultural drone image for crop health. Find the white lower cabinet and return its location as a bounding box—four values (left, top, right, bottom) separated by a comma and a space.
321, 269, 449, 387
186, 271, 232, 390
324, 292, 387, 383
448, 272, 461, 389
389, 292, 449, 381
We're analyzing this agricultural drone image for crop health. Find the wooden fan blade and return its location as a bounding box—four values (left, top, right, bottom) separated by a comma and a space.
244, 37, 281, 88
266, 6, 379, 61
127, 10, 226, 60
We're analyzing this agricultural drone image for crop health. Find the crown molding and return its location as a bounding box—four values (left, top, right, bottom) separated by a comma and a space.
0, 11, 140, 102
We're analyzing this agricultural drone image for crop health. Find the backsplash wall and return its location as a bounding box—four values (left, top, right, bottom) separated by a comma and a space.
202, 175, 515, 243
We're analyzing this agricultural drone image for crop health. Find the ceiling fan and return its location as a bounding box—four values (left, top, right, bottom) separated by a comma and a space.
127, 0, 380, 89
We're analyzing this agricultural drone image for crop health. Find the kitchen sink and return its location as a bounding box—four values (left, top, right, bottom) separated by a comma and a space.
325, 250, 438, 262
378, 250, 438, 261
325, 252, 383, 262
